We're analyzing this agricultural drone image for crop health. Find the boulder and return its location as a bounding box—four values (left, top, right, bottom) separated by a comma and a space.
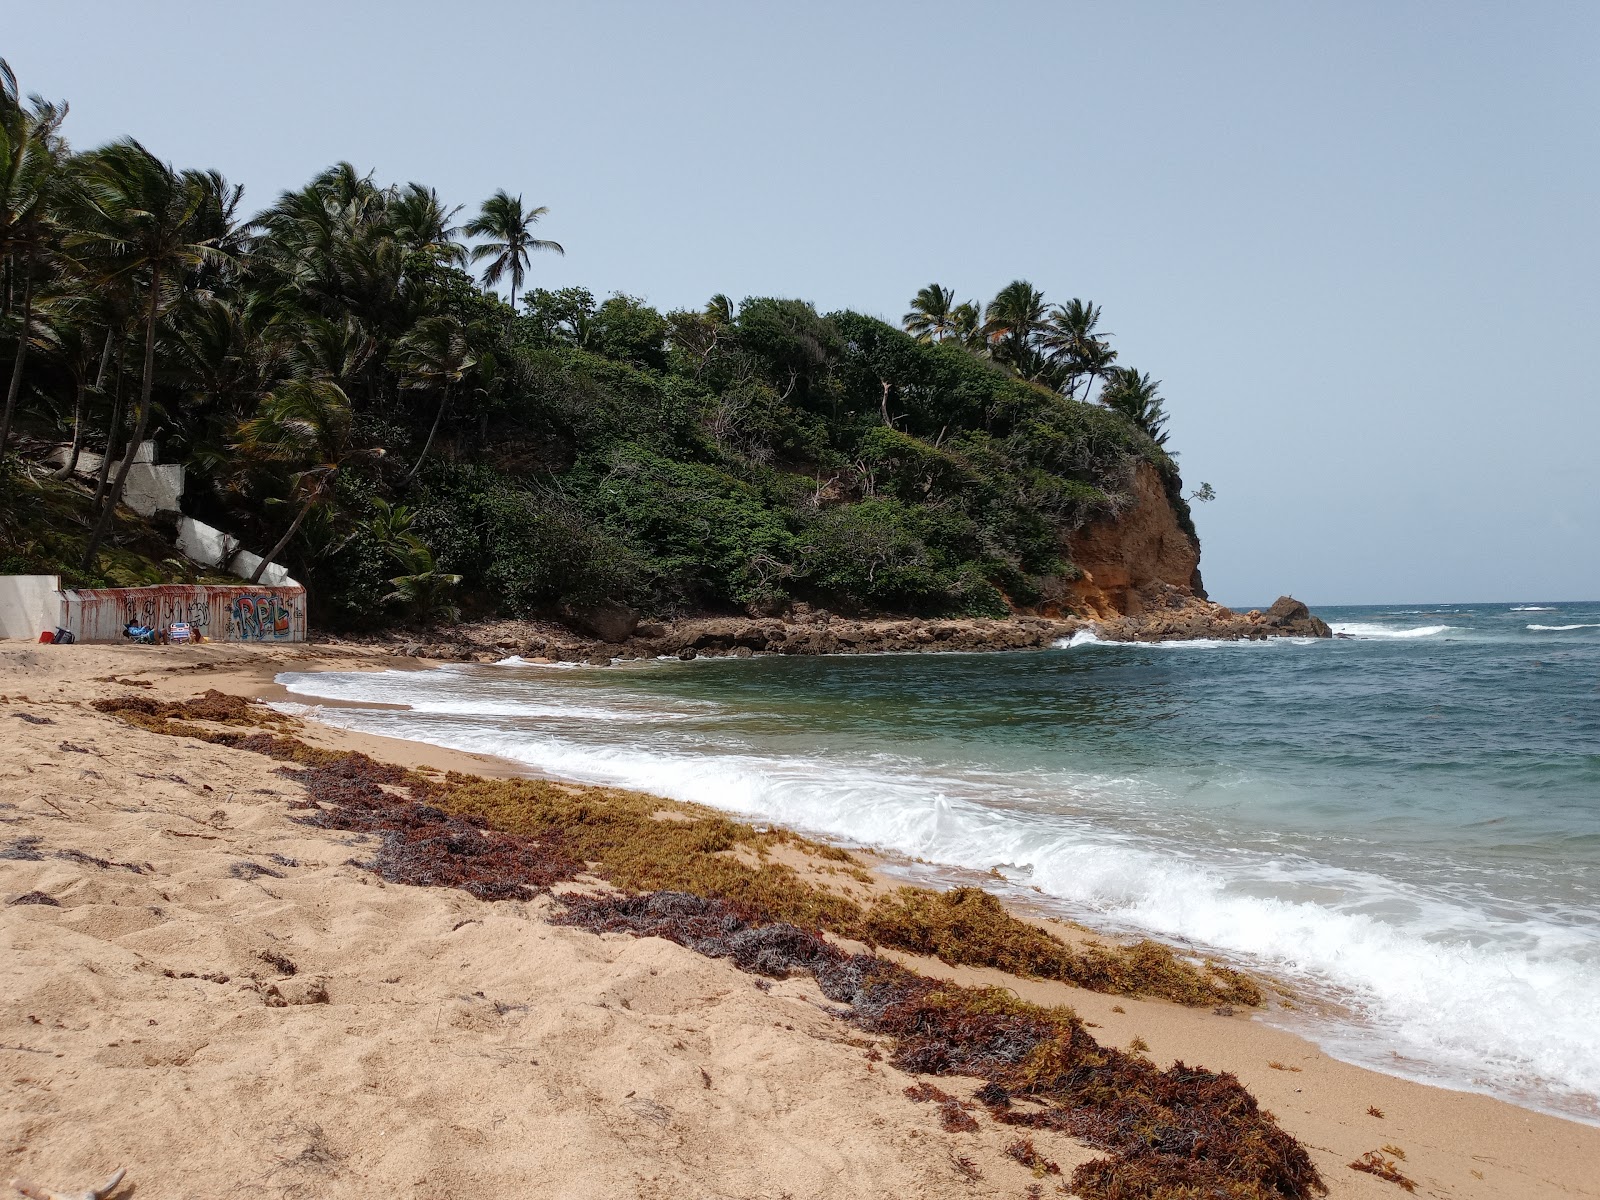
1259, 596, 1332, 638
561, 601, 641, 644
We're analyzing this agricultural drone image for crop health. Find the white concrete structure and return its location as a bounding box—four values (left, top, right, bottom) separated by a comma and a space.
50, 440, 183, 517
0, 575, 64, 640
175, 516, 296, 587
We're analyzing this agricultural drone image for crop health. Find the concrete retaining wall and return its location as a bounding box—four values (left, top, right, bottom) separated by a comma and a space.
59, 584, 307, 644
0, 575, 65, 640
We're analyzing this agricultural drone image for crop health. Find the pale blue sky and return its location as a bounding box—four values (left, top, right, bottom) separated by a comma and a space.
10, 2, 1597, 605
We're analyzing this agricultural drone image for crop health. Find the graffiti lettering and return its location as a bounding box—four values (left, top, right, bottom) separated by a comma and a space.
227, 594, 299, 641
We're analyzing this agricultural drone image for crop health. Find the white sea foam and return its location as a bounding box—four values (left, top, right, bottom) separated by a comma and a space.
1330, 622, 1450, 639
1512, 606, 1556, 612
1527, 624, 1600, 632
273, 666, 1600, 1122
1054, 631, 1320, 650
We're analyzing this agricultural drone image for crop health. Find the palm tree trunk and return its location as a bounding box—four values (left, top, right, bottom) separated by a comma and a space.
83, 270, 161, 572
248, 485, 320, 584
51, 327, 114, 480
91, 340, 127, 510
404, 384, 450, 483
0, 250, 35, 452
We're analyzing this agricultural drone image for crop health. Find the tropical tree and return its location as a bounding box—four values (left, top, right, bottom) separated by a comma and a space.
71, 139, 232, 569
383, 543, 461, 626
1099, 367, 1169, 445
464, 190, 562, 326
1039, 298, 1116, 401
950, 300, 981, 348
0, 59, 68, 452
233, 377, 380, 582
981, 280, 1047, 370
390, 314, 476, 481
388, 182, 464, 267
903, 283, 960, 344
34, 305, 99, 477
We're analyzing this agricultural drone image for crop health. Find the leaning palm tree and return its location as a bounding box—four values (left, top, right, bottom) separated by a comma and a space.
390, 315, 477, 482
981, 280, 1047, 370
464, 190, 562, 326
35, 305, 100, 477
903, 283, 959, 343
0, 59, 68, 452
70, 139, 231, 570
1099, 367, 1169, 445
234, 377, 381, 583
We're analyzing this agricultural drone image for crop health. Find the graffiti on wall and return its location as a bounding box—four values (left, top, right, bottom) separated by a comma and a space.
226, 594, 297, 641
121, 591, 212, 639
61, 584, 306, 643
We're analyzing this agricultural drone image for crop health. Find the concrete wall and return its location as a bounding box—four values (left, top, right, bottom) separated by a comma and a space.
61, 584, 307, 644
49, 441, 183, 517
0, 575, 64, 640
120, 463, 184, 516
175, 517, 296, 587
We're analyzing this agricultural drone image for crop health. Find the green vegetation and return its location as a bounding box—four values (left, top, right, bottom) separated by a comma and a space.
2, 57, 1190, 624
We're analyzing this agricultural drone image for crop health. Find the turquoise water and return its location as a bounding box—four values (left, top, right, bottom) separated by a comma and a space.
278, 601, 1600, 1121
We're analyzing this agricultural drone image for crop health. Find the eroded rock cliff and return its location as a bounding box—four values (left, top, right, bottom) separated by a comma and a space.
1060, 462, 1203, 618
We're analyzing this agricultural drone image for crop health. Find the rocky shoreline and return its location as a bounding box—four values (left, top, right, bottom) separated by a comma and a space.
340, 589, 1331, 665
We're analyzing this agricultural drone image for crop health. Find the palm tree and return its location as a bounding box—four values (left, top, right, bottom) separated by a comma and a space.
390, 315, 476, 482
1039, 298, 1116, 401
705, 293, 736, 326
389, 183, 464, 267
981, 280, 1047, 370
1099, 367, 1169, 445
950, 300, 981, 349
234, 378, 380, 582
35, 306, 99, 477
903, 283, 959, 343
383, 543, 461, 627
71, 139, 231, 570
464, 190, 562, 325
0, 59, 68, 452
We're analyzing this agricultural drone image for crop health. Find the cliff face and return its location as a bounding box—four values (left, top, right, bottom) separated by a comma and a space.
1060, 463, 1202, 618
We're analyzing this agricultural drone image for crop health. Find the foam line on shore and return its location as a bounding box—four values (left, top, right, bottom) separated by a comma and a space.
275, 666, 1600, 1124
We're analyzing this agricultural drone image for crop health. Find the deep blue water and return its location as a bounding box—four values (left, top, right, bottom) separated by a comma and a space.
277, 601, 1600, 1120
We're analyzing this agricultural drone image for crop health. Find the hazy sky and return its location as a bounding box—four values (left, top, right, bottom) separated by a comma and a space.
10, 2, 1597, 605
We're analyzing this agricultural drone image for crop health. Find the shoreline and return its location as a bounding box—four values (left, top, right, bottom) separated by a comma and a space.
4, 641, 1598, 1198
336, 591, 1332, 667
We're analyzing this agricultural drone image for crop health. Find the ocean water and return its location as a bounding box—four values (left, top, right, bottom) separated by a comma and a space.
276, 601, 1600, 1122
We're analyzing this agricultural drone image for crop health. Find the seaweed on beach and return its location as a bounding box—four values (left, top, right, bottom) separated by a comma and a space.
862, 886, 1263, 1007
89, 690, 1327, 1198
92, 688, 287, 731
91, 691, 1266, 1008
1349, 1149, 1415, 1192
555, 891, 1324, 1200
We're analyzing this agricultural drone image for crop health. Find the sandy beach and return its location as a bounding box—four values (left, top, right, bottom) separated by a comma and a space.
3, 641, 1598, 1199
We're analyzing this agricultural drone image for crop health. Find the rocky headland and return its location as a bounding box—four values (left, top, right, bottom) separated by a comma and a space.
361, 461, 1330, 664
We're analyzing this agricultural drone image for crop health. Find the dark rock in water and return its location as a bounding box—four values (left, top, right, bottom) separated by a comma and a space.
561, 601, 641, 644
1260, 596, 1332, 639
